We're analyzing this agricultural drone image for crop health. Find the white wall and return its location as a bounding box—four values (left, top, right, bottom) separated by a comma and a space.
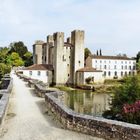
92, 59, 137, 79
84, 72, 104, 84
23, 70, 52, 84
77, 71, 104, 85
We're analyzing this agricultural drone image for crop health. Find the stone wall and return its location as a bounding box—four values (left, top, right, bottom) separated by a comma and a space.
0, 75, 13, 126
45, 92, 140, 140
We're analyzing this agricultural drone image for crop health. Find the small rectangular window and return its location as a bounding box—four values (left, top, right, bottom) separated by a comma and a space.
29, 71, 32, 76
38, 71, 41, 76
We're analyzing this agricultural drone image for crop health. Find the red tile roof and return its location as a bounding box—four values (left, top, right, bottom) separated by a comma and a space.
77, 67, 102, 72
24, 64, 53, 71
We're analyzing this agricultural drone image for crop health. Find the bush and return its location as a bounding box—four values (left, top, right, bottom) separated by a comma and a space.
103, 75, 140, 124
85, 77, 92, 84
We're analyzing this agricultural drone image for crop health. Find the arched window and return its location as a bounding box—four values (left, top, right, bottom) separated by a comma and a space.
114, 71, 117, 76
121, 71, 123, 76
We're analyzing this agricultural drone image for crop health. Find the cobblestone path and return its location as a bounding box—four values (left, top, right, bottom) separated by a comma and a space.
0, 74, 104, 140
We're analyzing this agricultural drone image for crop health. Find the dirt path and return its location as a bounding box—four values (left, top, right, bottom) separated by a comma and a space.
0, 74, 103, 140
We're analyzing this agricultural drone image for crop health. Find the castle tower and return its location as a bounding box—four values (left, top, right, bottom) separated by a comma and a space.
71, 30, 85, 85
53, 32, 66, 85
33, 40, 44, 64
46, 35, 54, 64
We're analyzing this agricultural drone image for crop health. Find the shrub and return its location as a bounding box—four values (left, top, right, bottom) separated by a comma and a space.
103, 75, 140, 124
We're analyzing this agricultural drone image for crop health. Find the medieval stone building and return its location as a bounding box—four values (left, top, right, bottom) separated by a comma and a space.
33, 30, 85, 85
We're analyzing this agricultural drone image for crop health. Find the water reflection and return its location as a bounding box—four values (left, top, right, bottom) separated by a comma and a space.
58, 90, 111, 116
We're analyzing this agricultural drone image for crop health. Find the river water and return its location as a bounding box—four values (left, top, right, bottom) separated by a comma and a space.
57, 89, 111, 117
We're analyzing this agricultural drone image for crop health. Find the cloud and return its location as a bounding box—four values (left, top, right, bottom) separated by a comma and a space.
0, 0, 140, 56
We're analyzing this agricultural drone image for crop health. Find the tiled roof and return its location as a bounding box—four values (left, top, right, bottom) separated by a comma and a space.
90, 55, 135, 60
24, 64, 53, 71
77, 67, 102, 72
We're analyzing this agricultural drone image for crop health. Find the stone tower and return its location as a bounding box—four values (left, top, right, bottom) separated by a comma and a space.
53, 32, 66, 85
71, 30, 85, 85
45, 35, 54, 64
33, 40, 44, 64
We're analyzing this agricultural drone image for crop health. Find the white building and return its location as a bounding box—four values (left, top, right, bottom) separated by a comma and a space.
76, 67, 104, 85
23, 64, 53, 84
86, 55, 137, 79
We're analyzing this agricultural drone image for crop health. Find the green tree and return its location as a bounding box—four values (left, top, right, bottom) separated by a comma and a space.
0, 47, 9, 63
84, 48, 91, 60
9, 41, 28, 58
23, 52, 33, 66
136, 51, 140, 62
0, 63, 11, 80
6, 52, 24, 67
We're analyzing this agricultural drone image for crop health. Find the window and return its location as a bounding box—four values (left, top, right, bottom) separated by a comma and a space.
104, 71, 106, 77
129, 66, 131, 70
68, 74, 70, 77
100, 60, 102, 63
38, 71, 41, 76
114, 71, 117, 76
129, 71, 131, 75
114, 65, 117, 69
95, 60, 97, 63
78, 61, 81, 66
104, 65, 107, 69
125, 71, 127, 76
121, 71, 123, 76
121, 66, 123, 70
108, 71, 111, 76
133, 66, 136, 70
29, 71, 32, 76
125, 65, 127, 70
46, 71, 48, 76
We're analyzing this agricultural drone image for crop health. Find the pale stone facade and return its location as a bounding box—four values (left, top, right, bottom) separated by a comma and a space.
33, 30, 85, 85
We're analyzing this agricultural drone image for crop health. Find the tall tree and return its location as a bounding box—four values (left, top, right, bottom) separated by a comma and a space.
9, 41, 28, 58
84, 48, 91, 60
6, 52, 24, 67
23, 52, 33, 66
136, 51, 140, 62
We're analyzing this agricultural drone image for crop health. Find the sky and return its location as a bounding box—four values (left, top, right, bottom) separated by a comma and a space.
0, 0, 140, 57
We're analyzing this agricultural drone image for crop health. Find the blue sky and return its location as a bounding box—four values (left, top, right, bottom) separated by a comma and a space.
0, 0, 140, 57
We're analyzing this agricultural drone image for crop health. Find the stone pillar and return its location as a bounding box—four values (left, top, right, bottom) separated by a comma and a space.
71, 30, 85, 85
33, 40, 44, 64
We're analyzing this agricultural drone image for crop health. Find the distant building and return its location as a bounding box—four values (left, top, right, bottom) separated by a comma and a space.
23, 64, 53, 84
28, 30, 137, 85
86, 55, 137, 79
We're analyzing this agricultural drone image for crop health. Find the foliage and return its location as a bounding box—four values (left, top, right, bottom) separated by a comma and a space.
0, 47, 9, 63
0, 63, 11, 80
103, 75, 140, 124
136, 51, 140, 63
23, 52, 33, 66
6, 52, 24, 67
136, 60, 140, 71
84, 48, 91, 60
9, 41, 28, 58
85, 77, 92, 84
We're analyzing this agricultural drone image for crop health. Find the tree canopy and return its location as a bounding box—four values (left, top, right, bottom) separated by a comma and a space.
9, 41, 28, 58
84, 48, 91, 60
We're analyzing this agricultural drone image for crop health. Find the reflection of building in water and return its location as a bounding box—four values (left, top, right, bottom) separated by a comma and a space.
62, 91, 110, 116
91, 94, 110, 116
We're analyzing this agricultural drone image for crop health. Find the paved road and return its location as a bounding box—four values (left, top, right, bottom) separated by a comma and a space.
0, 74, 103, 140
